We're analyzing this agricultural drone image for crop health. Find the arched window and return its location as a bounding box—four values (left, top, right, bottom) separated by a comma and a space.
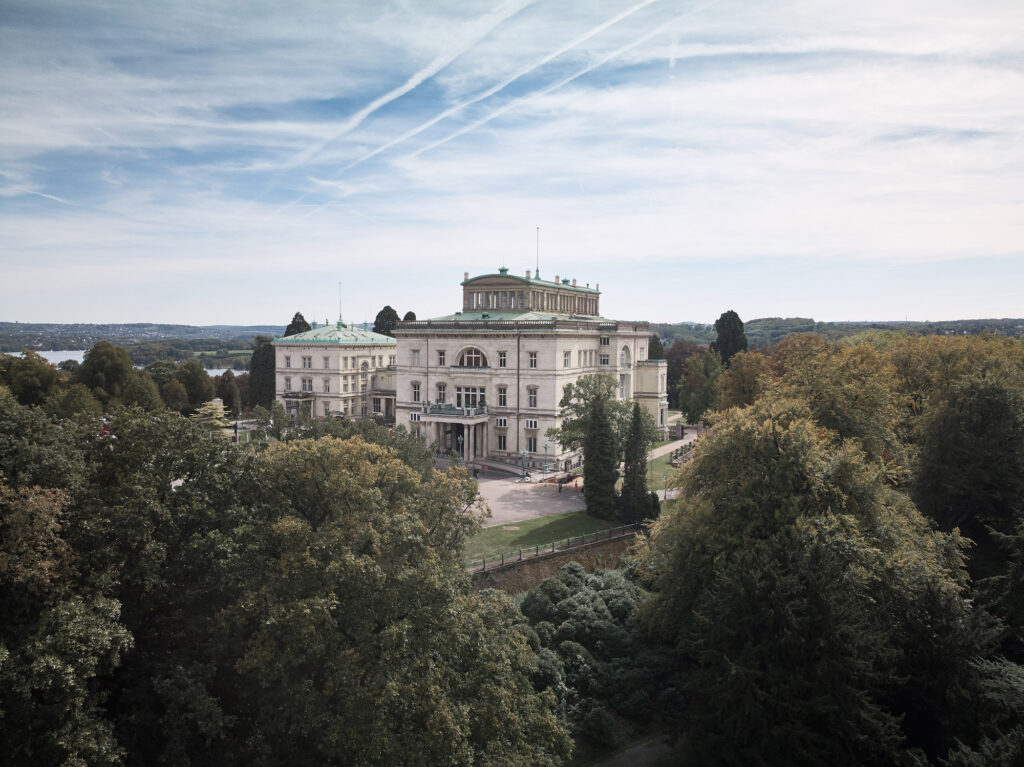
620, 346, 631, 367
458, 348, 488, 367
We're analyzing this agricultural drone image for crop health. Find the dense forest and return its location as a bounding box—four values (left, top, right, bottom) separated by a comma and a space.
652, 316, 1024, 347
2, 328, 1024, 764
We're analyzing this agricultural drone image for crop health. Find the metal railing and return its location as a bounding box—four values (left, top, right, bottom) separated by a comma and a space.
466, 523, 642, 572
423, 403, 488, 416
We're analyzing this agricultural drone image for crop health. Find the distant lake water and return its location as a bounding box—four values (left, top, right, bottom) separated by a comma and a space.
22, 351, 235, 378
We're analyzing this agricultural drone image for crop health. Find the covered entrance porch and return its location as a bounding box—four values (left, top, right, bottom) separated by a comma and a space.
420, 405, 489, 462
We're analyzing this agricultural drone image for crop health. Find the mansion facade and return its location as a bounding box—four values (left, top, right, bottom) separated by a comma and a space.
393, 268, 668, 471
273, 321, 397, 421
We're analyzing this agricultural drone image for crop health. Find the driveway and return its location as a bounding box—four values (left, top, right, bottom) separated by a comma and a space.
475, 474, 586, 527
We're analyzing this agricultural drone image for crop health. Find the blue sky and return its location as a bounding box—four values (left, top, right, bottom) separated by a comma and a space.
2, 0, 1022, 326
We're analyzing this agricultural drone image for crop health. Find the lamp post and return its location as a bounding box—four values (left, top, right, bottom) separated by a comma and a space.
662, 474, 667, 501
521, 449, 528, 481
543, 442, 549, 473
457, 433, 464, 465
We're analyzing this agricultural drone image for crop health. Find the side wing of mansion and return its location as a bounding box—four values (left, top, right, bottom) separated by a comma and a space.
393, 268, 668, 472
273, 321, 397, 421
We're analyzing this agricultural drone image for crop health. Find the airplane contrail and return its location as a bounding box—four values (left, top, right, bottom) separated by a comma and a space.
338, 0, 662, 172
409, 0, 721, 159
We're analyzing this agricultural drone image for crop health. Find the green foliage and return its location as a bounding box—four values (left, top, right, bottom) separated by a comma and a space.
619, 402, 652, 523
0, 391, 573, 766
913, 371, 1024, 579
121, 370, 164, 411
44, 382, 103, 420
402, 310, 417, 322
74, 341, 134, 408
215, 370, 241, 417
717, 348, 770, 409
710, 309, 748, 365
372, 305, 401, 337
283, 312, 311, 337
647, 334, 664, 360
642, 395, 992, 764
677, 348, 721, 423
190, 400, 231, 435
520, 564, 670, 753
174, 359, 215, 411
547, 374, 647, 457
247, 336, 275, 409
160, 378, 189, 412
772, 335, 903, 466
584, 394, 619, 520
664, 339, 704, 409
0, 351, 64, 407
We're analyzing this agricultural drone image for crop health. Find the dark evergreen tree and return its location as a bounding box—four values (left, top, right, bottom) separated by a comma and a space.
619, 401, 651, 523
402, 310, 417, 322
73, 341, 134, 407
913, 372, 1024, 580
648, 334, 664, 360
711, 310, 748, 366
664, 340, 703, 409
373, 305, 401, 337
248, 336, 275, 409
121, 371, 164, 411
584, 393, 619, 520
284, 312, 311, 337
174, 360, 215, 411
216, 370, 241, 418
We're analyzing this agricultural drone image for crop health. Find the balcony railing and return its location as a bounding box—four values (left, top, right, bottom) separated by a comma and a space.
422, 403, 488, 416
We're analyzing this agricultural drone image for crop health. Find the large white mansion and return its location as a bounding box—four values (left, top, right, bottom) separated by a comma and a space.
274, 268, 668, 471
393, 268, 667, 472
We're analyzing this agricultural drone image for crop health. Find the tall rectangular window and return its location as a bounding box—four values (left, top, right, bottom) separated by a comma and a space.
600, 337, 610, 346
437, 383, 446, 404
411, 350, 420, 365
497, 434, 506, 451
323, 356, 330, 368
302, 356, 312, 368
497, 386, 507, 407
564, 350, 571, 368
498, 351, 507, 368
284, 376, 291, 391
600, 353, 610, 366
323, 402, 330, 416
438, 350, 446, 366
528, 387, 537, 408
323, 378, 330, 392
301, 378, 313, 392
284, 356, 291, 368
527, 436, 537, 453
528, 352, 537, 369
412, 382, 420, 402
373, 397, 381, 413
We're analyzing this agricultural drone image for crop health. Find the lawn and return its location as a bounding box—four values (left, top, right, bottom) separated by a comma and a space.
464, 511, 615, 563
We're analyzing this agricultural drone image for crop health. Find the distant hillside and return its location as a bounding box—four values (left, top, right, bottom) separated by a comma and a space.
651, 317, 1024, 348
0, 322, 283, 353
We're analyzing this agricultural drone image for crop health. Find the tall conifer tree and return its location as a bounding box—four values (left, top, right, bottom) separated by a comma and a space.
584, 393, 619, 520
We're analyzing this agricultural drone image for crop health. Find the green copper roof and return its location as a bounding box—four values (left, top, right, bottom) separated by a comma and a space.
461, 272, 600, 294
401, 311, 619, 324
273, 322, 396, 345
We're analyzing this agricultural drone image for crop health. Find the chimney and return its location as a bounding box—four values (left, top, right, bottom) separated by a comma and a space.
526, 269, 532, 279
555, 275, 559, 285
464, 271, 469, 281
572, 278, 577, 287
